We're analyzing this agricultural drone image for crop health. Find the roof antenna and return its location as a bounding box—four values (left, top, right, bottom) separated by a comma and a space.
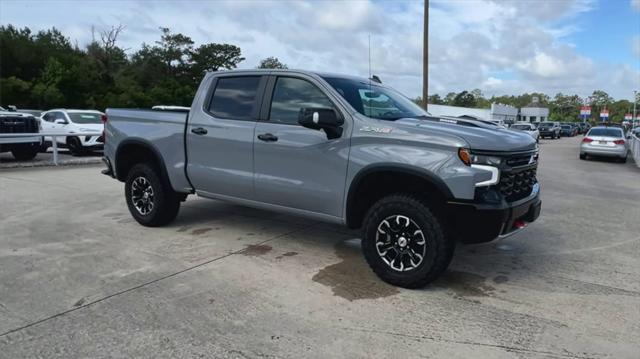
367, 35, 381, 84
368, 34, 371, 90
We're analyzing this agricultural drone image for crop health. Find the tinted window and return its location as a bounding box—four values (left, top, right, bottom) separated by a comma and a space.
209, 76, 261, 120
68, 112, 102, 124
42, 112, 54, 122
587, 128, 623, 137
561, 125, 571, 129
269, 77, 334, 125
511, 125, 531, 130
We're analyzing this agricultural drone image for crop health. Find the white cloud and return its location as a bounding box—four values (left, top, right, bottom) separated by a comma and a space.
0, 0, 637, 100
632, 0, 640, 11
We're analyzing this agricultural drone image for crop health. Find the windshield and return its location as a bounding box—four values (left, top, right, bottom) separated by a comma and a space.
511, 125, 531, 130
588, 128, 623, 137
538, 123, 554, 128
321, 77, 428, 120
561, 125, 571, 129
68, 112, 102, 124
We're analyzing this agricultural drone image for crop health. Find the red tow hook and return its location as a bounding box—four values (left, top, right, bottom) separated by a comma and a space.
514, 220, 527, 229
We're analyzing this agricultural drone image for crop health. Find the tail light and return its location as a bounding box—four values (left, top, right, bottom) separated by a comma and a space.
582, 137, 593, 143
613, 139, 625, 145
100, 114, 107, 124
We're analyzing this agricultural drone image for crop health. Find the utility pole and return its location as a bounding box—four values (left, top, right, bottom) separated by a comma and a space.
422, 0, 429, 110
634, 90, 637, 127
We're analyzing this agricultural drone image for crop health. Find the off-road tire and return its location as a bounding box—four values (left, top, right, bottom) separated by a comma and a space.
125, 163, 180, 227
361, 194, 455, 288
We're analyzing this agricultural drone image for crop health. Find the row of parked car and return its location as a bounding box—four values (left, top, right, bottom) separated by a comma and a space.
506, 121, 590, 142
0, 106, 105, 160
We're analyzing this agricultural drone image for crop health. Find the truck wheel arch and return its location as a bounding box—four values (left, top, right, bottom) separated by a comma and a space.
345, 164, 454, 229
115, 139, 170, 184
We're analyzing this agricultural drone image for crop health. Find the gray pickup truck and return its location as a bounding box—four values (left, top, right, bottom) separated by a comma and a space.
103, 69, 541, 288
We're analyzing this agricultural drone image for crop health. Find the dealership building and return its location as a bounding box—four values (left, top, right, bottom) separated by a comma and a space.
519, 97, 550, 123
427, 103, 519, 124
427, 99, 549, 125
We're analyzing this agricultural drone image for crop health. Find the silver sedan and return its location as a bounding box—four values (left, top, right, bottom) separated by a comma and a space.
580, 126, 628, 162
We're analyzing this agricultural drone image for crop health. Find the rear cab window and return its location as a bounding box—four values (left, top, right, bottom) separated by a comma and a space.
208, 76, 262, 120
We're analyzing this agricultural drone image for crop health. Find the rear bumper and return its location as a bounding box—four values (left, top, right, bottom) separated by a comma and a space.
580, 144, 627, 158
447, 187, 541, 244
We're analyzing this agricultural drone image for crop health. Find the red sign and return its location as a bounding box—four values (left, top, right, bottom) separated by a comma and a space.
580, 106, 591, 115
625, 114, 632, 120
600, 109, 609, 118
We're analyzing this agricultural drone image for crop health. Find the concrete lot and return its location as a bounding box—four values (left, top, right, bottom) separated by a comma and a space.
1, 136, 639, 358
0, 149, 102, 169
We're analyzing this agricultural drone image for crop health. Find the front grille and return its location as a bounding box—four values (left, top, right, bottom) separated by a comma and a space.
506, 154, 532, 167
0, 116, 38, 134
499, 167, 537, 202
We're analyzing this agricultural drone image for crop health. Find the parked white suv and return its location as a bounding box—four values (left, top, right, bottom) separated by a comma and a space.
510, 122, 540, 142
40, 109, 105, 155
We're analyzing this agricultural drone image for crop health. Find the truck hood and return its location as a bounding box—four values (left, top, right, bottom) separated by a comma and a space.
395, 117, 537, 152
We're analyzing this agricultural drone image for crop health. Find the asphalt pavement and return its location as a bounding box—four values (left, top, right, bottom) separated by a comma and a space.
0, 136, 639, 358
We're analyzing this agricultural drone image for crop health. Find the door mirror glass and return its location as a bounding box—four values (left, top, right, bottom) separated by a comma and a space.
298, 108, 343, 139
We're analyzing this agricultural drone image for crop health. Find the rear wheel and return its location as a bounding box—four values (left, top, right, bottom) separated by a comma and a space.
620, 156, 627, 163
125, 163, 181, 226
361, 194, 454, 288
579, 153, 587, 160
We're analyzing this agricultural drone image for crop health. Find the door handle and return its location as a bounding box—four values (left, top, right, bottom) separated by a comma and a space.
191, 127, 208, 135
257, 133, 278, 142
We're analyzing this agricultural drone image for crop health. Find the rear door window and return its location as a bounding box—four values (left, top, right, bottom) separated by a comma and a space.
208, 76, 261, 121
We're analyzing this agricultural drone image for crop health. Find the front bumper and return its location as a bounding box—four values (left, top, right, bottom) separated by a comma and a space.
447, 185, 541, 244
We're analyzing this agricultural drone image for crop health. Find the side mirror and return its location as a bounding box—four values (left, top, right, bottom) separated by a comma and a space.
298, 108, 344, 139
54, 119, 68, 125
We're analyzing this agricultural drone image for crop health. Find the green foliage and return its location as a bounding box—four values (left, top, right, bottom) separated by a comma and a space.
257, 57, 288, 69
0, 25, 248, 110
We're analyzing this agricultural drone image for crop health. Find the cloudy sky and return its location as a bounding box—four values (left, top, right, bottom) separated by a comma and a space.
1, 0, 639, 100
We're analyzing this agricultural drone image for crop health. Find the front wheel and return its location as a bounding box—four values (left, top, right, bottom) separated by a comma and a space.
11, 144, 39, 161
125, 163, 181, 227
361, 194, 455, 288
67, 136, 86, 156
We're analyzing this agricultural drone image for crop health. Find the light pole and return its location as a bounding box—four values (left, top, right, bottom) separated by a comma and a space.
422, 0, 429, 110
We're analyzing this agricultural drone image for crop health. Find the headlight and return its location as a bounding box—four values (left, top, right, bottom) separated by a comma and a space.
459, 148, 504, 166
471, 154, 503, 166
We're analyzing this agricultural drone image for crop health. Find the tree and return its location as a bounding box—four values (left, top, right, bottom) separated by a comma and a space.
190, 43, 245, 77
452, 91, 476, 107
443, 92, 456, 105
257, 56, 288, 69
